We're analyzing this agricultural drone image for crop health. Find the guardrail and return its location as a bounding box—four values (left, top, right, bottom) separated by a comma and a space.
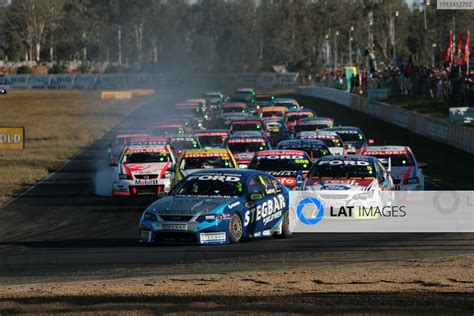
297, 85, 474, 155
0, 73, 299, 90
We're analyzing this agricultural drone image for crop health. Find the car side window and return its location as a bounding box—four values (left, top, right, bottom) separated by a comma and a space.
259, 175, 279, 195
247, 176, 265, 197
376, 162, 387, 182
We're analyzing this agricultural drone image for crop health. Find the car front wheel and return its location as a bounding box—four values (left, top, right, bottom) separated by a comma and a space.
228, 213, 243, 243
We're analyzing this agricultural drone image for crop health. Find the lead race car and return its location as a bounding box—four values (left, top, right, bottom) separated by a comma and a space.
112, 144, 177, 197
139, 169, 292, 244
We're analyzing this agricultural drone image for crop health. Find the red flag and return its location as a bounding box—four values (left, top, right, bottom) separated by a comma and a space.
455, 36, 463, 66
442, 31, 453, 63
463, 31, 470, 65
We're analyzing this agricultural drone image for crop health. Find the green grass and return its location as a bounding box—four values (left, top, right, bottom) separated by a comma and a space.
387, 94, 453, 119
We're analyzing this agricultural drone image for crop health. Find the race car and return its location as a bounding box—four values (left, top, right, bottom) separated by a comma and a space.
175, 103, 208, 128
112, 144, 177, 197
293, 117, 334, 135
271, 98, 301, 110
303, 155, 394, 209
192, 129, 230, 149
165, 117, 194, 133
168, 135, 201, 155
176, 149, 237, 181
217, 103, 251, 127
139, 169, 292, 244
229, 119, 267, 137
223, 134, 272, 168
150, 123, 185, 136
203, 92, 225, 113
254, 94, 275, 109
186, 99, 208, 113
276, 139, 332, 161
108, 131, 150, 166
298, 131, 346, 155
248, 150, 311, 190
324, 126, 374, 154
258, 106, 288, 121
360, 146, 425, 190
279, 109, 315, 139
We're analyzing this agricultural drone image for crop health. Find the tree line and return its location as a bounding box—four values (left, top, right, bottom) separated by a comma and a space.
0, 0, 472, 74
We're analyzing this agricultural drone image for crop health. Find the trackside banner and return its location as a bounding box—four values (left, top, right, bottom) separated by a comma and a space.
288, 191, 473, 233
2, 73, 299, 90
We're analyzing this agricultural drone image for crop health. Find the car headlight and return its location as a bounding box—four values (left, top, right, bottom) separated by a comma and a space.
198, 122, 203, 127
406, 177, 420, 184
119, 173, 132, 180
143, 212, 158, 222
238, 164, 248, 168
355, 191, 375, 200
162, 172, 172, 179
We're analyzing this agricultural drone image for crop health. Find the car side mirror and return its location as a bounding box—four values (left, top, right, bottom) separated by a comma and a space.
368, 139, 375, 145
418, 161, 428, 169
249, 193, 263, 201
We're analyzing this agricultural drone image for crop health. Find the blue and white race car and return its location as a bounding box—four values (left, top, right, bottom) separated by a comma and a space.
139, 169, 292, 244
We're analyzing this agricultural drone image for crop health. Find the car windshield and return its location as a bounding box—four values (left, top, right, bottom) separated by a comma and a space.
295, 123, 328, 132
309, 161, 375, 179
370, 154, 414, 167
227, 141, 268, 153
261, 111, 283, 118
204, 93, 222, 99
286, 114, 312, 123
181, 156, 234, 170
337, 132, 365, 142
223, 107, 247, 113
256, 96, 273, 102
278, 145, 331, 159
123, 152, 171, 163
231, 123, 262, 132
173, 178, 243, 197
151, 127, 183, 136
320, 139, 343, 148
113, 137, 127, 146
170, 140, 200, 150
196, 135, 226, 148
249, 158, 310, 174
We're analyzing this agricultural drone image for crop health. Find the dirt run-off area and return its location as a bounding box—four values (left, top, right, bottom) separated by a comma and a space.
0, 255, 472, 314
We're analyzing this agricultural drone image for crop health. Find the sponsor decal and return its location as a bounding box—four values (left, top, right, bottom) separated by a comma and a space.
244, 194, 286, 226
194, 132, 229, 137
183, 152, 229, 158
188, 174, 242, 182
228, 201, 241, 209
227, 138, 266, 143
125, 147, 168, 154
257, 155, 305, 160
0, 127, 25, 149
200, 232, 226, 243
317, 160, 370, 166
365, 150, 407, 155
162, 223, 187, 231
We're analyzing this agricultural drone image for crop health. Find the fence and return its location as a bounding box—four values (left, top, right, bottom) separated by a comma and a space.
0, 73, 299, 90
297, 85, 474, 155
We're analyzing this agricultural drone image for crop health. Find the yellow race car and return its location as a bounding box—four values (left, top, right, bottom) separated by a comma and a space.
175, 149, 238, 181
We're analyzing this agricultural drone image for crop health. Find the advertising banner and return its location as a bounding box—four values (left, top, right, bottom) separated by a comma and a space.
0, 127, 25, 149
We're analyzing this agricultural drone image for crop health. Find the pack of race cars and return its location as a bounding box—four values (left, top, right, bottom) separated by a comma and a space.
108, 88, 427, 245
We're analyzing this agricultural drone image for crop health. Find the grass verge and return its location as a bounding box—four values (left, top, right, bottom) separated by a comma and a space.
0, 90, 148, 205
387, 94, 453, 119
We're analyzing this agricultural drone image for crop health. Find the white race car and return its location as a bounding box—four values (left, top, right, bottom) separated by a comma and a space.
112, 144, 177, 197
303, 155, 394, 210
360, 146, 425, 190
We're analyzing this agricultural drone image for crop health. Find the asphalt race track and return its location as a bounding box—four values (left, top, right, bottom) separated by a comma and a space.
0, 90, 472, 282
